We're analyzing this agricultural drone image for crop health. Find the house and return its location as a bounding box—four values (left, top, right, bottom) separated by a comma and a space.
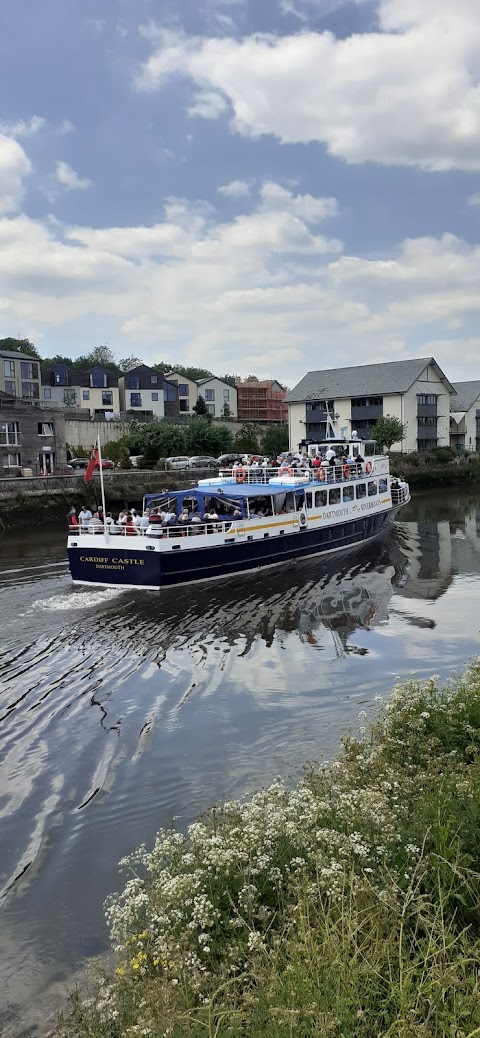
196, 377, 237, 418
237, 379, 287, 423
118, 365, 179, 419
41, 363, 120, 417
449, 381, 480, 452
1, 348, 41, 402
0, 390, 67, 475
287, 358, 454, 453
165, 372, 199, 415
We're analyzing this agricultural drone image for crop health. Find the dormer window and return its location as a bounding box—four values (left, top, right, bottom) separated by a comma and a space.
89, 367, 108, 388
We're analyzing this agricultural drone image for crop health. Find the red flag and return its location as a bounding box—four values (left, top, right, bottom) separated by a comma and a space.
84, 441, 99, 483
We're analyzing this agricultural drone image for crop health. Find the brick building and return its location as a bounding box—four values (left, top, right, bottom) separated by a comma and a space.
237, 379, 288, 423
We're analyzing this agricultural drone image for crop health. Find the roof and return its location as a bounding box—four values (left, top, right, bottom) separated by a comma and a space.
287, 358, 454, 403
450, 381, 480, 414
238, 379, 285, 391
197, 376, 234, 388
0, 349, 39, 361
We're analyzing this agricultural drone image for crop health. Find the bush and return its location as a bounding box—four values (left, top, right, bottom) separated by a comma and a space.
59, 661, 480, 1038
427, 446, 456, 464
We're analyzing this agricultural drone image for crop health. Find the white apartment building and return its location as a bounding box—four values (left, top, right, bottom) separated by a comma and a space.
450, 382, 480, 452
287, 357, 454, 453
197, 377, 237, 418
165, 373, 198, 415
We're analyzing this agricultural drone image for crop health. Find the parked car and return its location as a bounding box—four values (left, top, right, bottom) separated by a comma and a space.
217, 453, 242, 466
101, 459, 115, 470
166, 456, 191, 470
188, 455, 218, 468
129, 455, 144, 467
69, 458, 89, 471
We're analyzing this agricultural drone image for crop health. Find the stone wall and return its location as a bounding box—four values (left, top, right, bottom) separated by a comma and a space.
65, 419, 132, 450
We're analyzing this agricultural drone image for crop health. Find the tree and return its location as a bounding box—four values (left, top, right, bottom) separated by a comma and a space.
221, 402, 232, 419
234, 423, 261, 454
154, 362, 214, 382
193, 394, 208, 416
73, 345, 121, 374
118, 356, 143, 372
222, 373, 241, 386
185, 418, 234, 456
372, 415, 407, 452
261, 425, 289, 458
126, 421, 187, 460
0, 336, 40, 358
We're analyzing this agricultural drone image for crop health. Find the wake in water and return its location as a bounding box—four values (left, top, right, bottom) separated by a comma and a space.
24, 587, 128, 613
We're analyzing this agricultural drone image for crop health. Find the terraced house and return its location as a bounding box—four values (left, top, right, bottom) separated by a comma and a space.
287, 358, 454, 453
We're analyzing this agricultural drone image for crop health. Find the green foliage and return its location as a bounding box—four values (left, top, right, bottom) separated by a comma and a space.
0, 336, 40, 358
261, 425, 288, 458
102, 439, 132, 467
118, 356, 143, 373
372, 414, 407, 451
234, 422, 261, 454
426, 445, 456, 464
221, 402, 232, 419
222, 373, 241, 386
185, 418, 234, 456
192, 394, 208, 416
59, 660, 480, 1038
154, 363, 215, 382
67, 444, 90, 458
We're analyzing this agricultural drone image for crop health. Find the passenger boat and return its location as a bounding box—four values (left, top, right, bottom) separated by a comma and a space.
67, 435, 410, 590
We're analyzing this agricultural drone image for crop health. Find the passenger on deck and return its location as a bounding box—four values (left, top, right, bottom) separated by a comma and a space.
325, 446, 336, 466
140, 510, 150, 531
78, 505, 92, 529
125, 512, 138, 535
105, 512, 114, 527
67, 506, 78, 529
147, 509, 164, 537
131, 508, 141, 529
110, 515, 121, 534
190, 511, 202, 527
233, 507, 242, 518
118, 511, 127, 526
89, 512, 103, 533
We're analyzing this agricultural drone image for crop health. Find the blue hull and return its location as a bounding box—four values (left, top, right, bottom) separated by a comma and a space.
68, 509, 397, 589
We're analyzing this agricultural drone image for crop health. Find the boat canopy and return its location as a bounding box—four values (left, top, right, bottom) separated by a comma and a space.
143, 480, 308, 510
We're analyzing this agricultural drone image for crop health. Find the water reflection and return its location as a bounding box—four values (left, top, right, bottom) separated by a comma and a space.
2, 492, 480, 1036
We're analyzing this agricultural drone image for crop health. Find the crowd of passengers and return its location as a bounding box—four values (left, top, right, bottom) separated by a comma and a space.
66, 495, 292, 534
232, 446, 366, 475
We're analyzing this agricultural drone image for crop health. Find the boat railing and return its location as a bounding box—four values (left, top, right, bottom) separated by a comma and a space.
219, 462, 382, 485
70, 519, 244, 539
391, 485, 410, 505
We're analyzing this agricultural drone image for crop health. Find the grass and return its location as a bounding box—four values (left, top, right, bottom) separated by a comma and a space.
58, 661, 480, 1038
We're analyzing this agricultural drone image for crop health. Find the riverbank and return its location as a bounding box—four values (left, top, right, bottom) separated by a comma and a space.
58, 660, 480, 1038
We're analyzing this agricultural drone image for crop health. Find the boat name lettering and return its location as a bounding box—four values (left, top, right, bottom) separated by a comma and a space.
79, 555, 144, 566
323, 507, 349, 518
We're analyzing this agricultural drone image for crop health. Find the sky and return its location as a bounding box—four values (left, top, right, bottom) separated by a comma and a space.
0, 0, 480, 384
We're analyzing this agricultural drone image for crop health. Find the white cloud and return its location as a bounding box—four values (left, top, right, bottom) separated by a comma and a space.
55, 161, 92, 191
0, 116, 45, 138
0, 135, 31, 215
186, 90, 227, 119
468, 193, 480, 207
1, 181, 480, 381
137, 2, 480, 171
218, 178, 251, 197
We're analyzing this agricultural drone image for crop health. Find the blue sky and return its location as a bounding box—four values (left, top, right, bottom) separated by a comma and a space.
0, 0, 479, 382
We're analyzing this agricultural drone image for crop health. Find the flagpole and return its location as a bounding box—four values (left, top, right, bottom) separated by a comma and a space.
97, 427, 109, 539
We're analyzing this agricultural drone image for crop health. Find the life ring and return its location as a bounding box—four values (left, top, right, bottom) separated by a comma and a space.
235, 466, 247, 483
299, 512, 307, 527
286, 467, 295, 477
365, 461, 373, 474
343, 464, 350, 480
316, 467, 326, 481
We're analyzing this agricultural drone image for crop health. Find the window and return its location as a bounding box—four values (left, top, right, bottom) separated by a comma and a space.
83, 390, 90, 401
2, 452, 21, 468
206, 403, 215, 415
151, 392, 158, 401
223, 388, 230, 402
178, 383, 189, 396
164, 383, 176, 401
37, 422, 54, 436
418, 416, 437, 427
150, 374, 158, 384
89, 368, 107, 388
5, 380, 15, 395
329, 487, 341, 504
368, 480, 378, 497
0, 421, 20, 445
179, 399, 189, 412
306, 492, 313, 508
356, 482, 366, 499
102, 391, 113, 406
21, 361, 38, 380
3, 359, 15, 378
351, 396, 383, 407
379, 477, 388, 493
417, 439, 436, 452
315, 490, 327, 507
130, 392, 142, 407
21, 382, 39, 399
127, 375, 140, 390
43, 388, 52, 399
204, 388, 215, 401
417, 394, 437, 406
343, 485, 354, 502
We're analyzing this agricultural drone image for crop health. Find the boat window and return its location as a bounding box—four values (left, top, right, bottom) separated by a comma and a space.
306, 492, 313, 509
368, 480, 377, 497
356, 482, 367, 499
364, 442, 376, 457
342, 485, 354, 502
315, 490, 327, 507
379, 477, 388, 493
329, 487, 341, 505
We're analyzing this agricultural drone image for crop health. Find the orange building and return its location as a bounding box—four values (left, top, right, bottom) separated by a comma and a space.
237, 379, 288, 423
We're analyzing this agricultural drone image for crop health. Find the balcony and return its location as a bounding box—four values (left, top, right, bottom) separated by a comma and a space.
351, 404, 383, 420
417, 402, 438, 417
417, 423, 438, 439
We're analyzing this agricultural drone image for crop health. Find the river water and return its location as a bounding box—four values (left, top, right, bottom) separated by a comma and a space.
2, 488, 480, 1035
